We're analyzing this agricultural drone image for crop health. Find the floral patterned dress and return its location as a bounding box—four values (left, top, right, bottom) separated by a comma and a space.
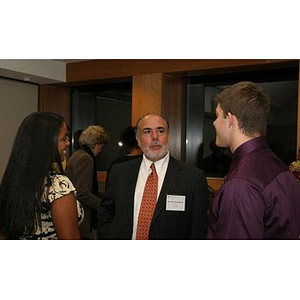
20, 172, 84, 240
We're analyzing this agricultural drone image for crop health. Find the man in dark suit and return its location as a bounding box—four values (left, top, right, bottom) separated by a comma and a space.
99, 113, 209, 239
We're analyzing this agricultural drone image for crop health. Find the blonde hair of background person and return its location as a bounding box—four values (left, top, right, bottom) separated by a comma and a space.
79, 126, 109, 156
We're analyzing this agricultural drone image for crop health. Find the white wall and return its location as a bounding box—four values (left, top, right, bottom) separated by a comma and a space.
0, 59, 66, 84
0, 78, 38, 181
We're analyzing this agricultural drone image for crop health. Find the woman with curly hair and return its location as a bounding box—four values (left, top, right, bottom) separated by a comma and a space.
66, 125, 109, 239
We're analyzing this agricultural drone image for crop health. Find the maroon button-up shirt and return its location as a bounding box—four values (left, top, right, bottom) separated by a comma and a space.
207, 137, 300, 239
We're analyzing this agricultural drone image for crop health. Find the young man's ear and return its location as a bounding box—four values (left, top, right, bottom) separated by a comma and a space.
227, 112, 238, 128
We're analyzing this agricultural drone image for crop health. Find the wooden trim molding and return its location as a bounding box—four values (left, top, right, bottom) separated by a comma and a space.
66, 59, 297, 83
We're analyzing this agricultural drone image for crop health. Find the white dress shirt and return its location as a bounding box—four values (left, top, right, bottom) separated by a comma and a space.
131, 152, 170, 239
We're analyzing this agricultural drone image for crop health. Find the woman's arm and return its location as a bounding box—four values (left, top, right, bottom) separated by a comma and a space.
51, 192, 81, 240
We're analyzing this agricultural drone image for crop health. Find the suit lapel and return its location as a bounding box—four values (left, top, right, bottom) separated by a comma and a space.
152, 157, 182, 223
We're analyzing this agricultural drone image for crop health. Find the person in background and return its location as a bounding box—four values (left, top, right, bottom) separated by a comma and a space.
106, 125, 142, 181
0, 112, 83, 240
207, 81, 300, 239
203, 140, 231, 177
99, 113, 209, 240
66, 125, 109, 239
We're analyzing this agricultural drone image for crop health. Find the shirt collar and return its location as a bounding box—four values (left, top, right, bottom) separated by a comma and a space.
229, 136, 268, 174
142, 152, 170, 174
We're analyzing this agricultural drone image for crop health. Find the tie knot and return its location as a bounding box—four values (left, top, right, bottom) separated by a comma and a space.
150, 163, 156, 173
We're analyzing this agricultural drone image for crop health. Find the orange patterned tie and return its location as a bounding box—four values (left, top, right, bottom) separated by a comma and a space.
136, 163, 158, 240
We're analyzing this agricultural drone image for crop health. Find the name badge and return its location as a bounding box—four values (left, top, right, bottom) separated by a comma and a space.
166, 195, 186, 211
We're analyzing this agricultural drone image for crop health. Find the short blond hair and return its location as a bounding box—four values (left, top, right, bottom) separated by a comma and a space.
79, 126, 109, 149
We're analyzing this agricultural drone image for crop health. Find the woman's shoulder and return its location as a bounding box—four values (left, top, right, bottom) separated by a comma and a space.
46, 173, 76, 203
50, 172, 74, 187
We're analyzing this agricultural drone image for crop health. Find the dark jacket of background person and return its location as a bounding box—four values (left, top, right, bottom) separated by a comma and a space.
203, 140, 231, 177
106, 125, 142, 183
66, 145, 100, 239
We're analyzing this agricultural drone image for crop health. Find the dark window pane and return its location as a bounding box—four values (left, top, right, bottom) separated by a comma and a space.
187, 70, 298, 177
71, 82, 132, 171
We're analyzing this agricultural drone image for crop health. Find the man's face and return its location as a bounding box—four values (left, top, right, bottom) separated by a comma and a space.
136, 114, 169, 162
213, 104, 230, 148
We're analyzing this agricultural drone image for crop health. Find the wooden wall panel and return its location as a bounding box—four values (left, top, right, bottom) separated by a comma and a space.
39, 85, 71, 125
162, 75, 185, 160
131, 73, 185, 160
132, 73, 163, 125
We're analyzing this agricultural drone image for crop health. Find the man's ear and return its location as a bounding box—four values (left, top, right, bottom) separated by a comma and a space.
227, 112, 238, 128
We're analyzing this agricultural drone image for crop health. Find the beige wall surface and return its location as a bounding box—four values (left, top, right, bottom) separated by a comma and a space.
0, 78, 38, 181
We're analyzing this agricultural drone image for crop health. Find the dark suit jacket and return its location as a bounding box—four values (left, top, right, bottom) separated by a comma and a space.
99, 156, 209, 239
